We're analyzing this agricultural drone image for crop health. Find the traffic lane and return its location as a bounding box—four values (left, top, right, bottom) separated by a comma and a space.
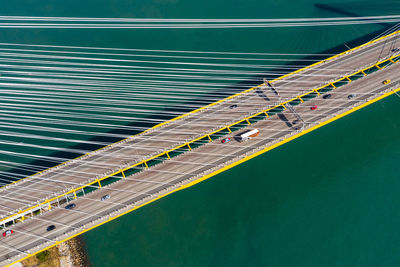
1, 226, 56, 256
289, 82, 395, 137
151, 122, 293, 172
6, 175, 189, 252
0, 130, 195, 211
1, 196, 131, 255
289, 60, 400, 109
139, 118, 295, 169
119, 95, 266, 145
1, 163, 114, 204
288, 82, 399, 126
0, 240, 27, 263
7, 186, 140, 238
273, 38, 399, 98
294, 62, 400, 119
278, 34, 399, 86
1, 136, 198, 205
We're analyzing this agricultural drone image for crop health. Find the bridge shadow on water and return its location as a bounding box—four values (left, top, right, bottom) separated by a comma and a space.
2, 25, 394, 186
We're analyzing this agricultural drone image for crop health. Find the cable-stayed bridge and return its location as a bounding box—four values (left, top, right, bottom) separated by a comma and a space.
0, 28, 399, 266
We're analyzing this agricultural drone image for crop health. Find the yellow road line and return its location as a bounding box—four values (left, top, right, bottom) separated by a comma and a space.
7, 86, 399, 267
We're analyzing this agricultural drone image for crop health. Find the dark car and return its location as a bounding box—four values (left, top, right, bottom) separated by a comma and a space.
392, 48, 400, 53
65, 203, 76, 210
322, 94, 332, 99
47, 225, 56, 231
347, 94, 356, 99
229, 104, 238, 109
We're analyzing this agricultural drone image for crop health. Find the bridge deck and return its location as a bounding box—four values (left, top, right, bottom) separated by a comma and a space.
0, 31, 399, 265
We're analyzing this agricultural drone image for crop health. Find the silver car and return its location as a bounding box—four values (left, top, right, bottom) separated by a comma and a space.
101, 195, 110, 201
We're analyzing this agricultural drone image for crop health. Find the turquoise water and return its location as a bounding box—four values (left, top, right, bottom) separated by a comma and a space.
0, 0, 399, 266
84, 95, 400, 267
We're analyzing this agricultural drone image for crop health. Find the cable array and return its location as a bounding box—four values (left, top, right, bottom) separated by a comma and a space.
0, 24, 399, 265
0, 15, 398, 28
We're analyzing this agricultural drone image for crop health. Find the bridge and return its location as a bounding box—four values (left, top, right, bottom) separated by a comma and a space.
0, 29, 399, 266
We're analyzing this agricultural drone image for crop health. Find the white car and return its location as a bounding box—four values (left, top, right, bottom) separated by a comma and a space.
101, 195, 110, 201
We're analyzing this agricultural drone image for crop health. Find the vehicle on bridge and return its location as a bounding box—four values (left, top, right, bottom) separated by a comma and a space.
221, 138, 232, 144
383, 79, 391, 84
237, 129, 259, 142
323, 94, 332, 99
101, 195, 110, 201
2, 230, 13, 237
229, 104, 238, 109
348, 94, 357, 99
47, 225, 56, 231
310, 105, 318, 110
65, 203, 76, 210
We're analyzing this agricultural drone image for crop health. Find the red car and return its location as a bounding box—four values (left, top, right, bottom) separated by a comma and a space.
221, 138, 232, 144
2, 230, 13, 237
310, 105, 318, 110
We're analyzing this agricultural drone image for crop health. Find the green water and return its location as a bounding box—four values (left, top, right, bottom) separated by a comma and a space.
84, 96, 400, 267
0, 0, 399, 266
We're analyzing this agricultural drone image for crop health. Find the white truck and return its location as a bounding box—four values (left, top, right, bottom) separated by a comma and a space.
237, 129, 259, 142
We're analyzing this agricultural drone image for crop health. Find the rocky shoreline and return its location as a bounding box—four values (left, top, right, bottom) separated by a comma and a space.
20, 237, 90, 267
59, 236, 91, 267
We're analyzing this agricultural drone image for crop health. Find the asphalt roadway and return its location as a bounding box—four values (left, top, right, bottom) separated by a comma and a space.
0, 32, 399, 265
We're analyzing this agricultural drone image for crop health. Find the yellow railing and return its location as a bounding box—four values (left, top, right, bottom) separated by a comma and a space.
1, 50, 399, 226
6, 83, 400, 267
1, 31, 400, 226
4, 29, 400, 191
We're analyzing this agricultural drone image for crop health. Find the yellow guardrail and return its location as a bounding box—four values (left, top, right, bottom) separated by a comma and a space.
3, 28, 400, 266
3, 29, 400, 191
6, 83, 400, 267
1, 47, 399, 227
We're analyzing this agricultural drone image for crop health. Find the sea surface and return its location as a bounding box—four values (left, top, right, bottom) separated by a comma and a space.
0, 0, 399, 266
